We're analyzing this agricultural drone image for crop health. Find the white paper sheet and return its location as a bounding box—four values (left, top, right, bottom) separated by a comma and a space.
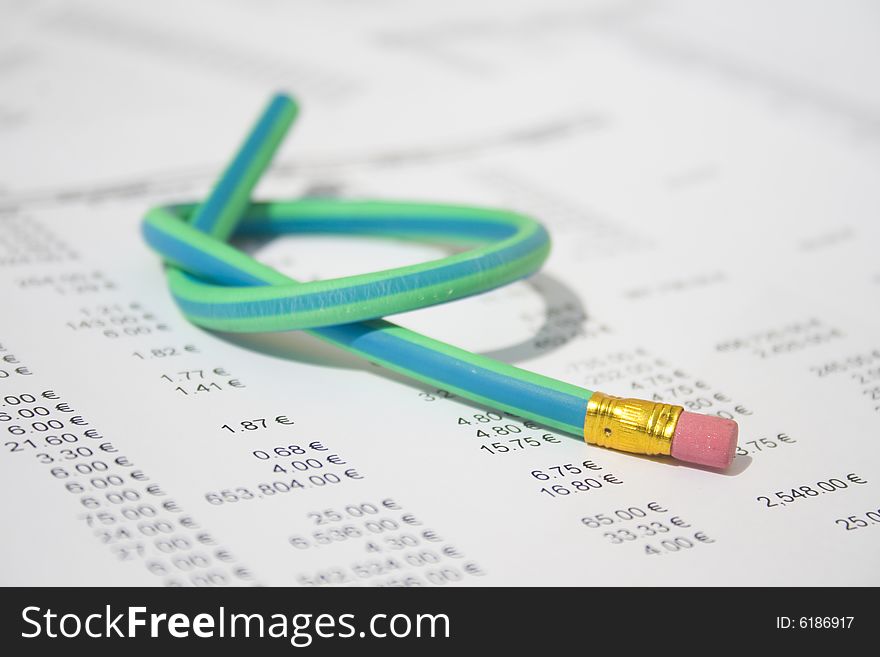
1, 0, 879, 586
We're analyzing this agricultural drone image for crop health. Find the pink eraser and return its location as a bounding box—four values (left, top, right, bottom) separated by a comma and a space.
670, 412, 738, 469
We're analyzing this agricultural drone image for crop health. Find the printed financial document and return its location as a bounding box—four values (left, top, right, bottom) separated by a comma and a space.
1, 0, 879, 586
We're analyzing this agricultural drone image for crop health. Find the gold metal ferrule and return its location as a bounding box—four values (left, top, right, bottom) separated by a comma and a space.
584, 392, 683, 456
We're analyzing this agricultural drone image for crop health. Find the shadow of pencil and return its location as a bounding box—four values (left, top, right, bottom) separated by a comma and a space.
603, 450, 753, 476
